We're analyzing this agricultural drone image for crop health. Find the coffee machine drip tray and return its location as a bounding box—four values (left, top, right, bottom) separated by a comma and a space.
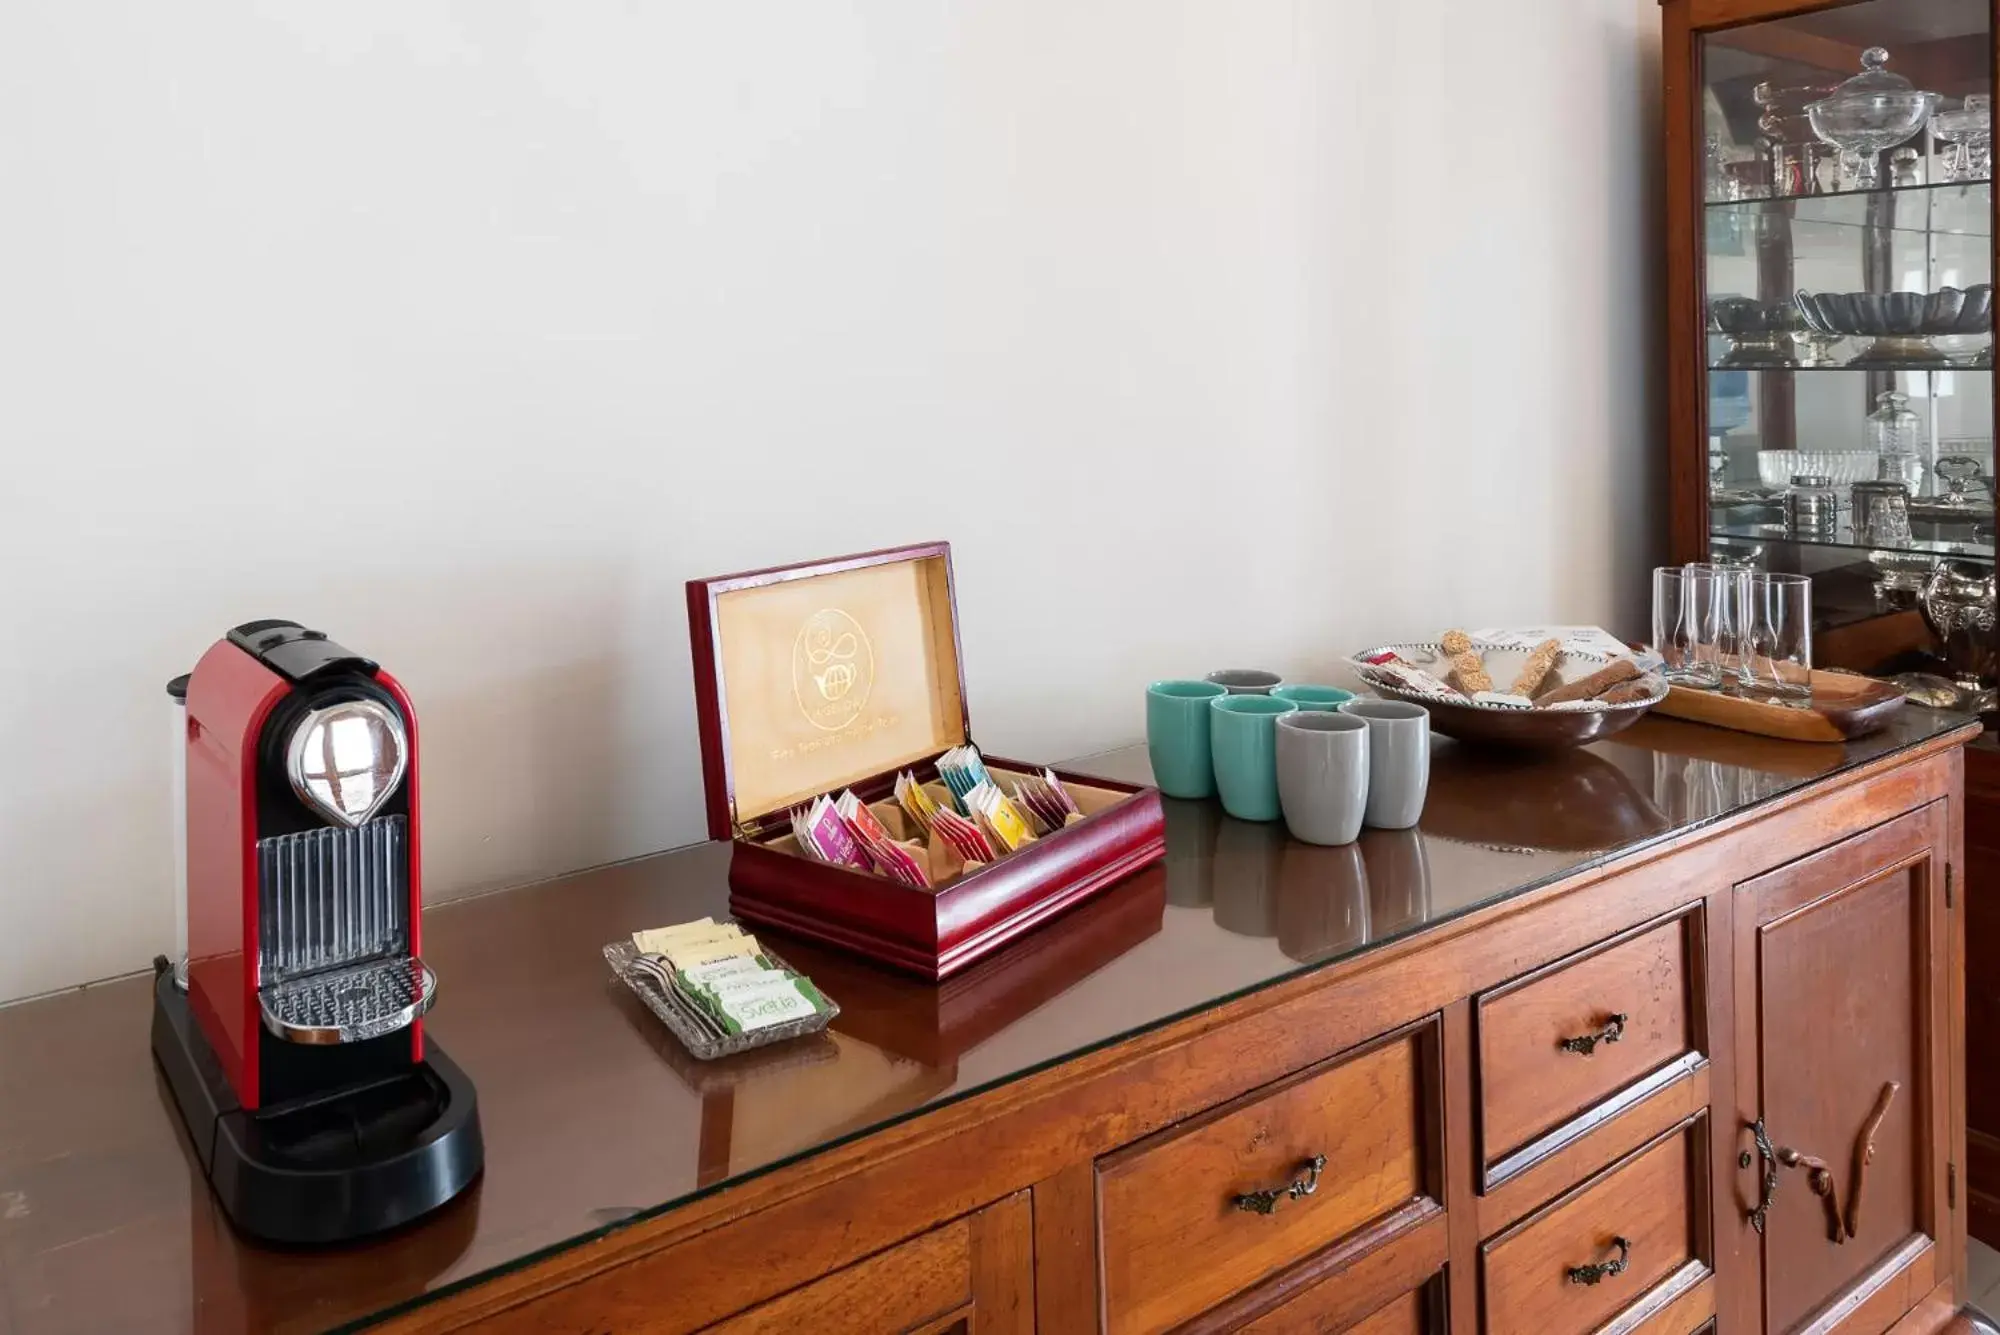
261, 956, 437, 1046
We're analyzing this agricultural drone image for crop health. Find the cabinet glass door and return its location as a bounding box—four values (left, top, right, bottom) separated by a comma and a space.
1699, 0, 1995, 706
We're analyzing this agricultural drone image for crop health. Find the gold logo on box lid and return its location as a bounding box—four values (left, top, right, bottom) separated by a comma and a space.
792, 608, 874, 732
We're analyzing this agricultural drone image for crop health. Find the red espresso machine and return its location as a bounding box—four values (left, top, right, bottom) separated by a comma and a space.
151, 620, 481, 1243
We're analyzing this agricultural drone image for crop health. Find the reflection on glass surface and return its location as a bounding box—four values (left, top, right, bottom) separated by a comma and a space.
1161, 796, 1221, 907
1424, 747, 1670, 852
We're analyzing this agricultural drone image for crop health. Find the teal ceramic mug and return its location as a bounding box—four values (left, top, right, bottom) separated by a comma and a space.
1146, 680, 1229, 799
1271, 684, 1355, 712
1208, 694, 1298, 822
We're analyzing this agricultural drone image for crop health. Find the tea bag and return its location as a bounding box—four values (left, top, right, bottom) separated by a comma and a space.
800, 796, 872, 870
936, 745, 992, 813
931, 806, 995, 863
965, 781, 1034, 852
894, 770, 941, 836
1041, 769, 1081, 817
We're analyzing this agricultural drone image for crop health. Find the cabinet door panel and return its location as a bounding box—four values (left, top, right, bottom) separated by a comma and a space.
1732, 804, 1948, 1335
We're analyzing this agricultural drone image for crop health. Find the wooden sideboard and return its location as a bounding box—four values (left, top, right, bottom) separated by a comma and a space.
382, 727, 1969, 1333
0, 716, 1978, 1334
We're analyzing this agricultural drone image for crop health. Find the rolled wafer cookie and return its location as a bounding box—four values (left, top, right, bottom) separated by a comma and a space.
1534, 657, 1641, 706
1508, 638, 1563, 697
1595, 680, 1655, 706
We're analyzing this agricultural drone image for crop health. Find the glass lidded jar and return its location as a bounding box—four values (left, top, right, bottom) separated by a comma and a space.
1868, 390, 1919, 467
1806, 47, 1940, 190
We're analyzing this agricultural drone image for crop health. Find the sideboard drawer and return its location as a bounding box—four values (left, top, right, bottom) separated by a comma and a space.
1480, 1116, 1705, 1335
1095, 1020, 1439, 1334
1244, 1279, 1434, 1335
1477, 911, 1699, 1174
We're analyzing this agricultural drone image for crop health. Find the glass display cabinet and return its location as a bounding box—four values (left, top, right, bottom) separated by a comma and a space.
1664, 0, 1996, 714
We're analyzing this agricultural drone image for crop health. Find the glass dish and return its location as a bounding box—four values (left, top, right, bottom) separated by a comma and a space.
1932, 94, 1991, 183
1807, 48, 1940, 191
1756, 450, 1879, 490
603, 941, 839, 1060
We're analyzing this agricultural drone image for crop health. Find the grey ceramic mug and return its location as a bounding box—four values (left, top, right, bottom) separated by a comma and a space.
1205, 668, 1282, 695
1338, 699, 1431, 830
1274, 712, 1369, 847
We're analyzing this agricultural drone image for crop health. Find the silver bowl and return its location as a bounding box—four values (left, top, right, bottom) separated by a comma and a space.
1796, 284, 1992, 366
1347, 643, 1666, 751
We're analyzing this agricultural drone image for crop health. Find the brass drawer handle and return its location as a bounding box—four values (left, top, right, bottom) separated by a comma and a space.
1566, 1236, 1631, 1286
1233, 1155, 1327, 1215
1558, 1013, 1627, 1056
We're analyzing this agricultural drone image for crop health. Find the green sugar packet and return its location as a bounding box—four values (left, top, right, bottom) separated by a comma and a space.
705, 976, 827, 1034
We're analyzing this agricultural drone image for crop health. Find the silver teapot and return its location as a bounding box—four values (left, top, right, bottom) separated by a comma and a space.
1920, 559, 1998, 703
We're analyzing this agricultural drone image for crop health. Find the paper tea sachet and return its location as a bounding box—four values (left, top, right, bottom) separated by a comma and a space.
1042, 770, 1080, 816
834, 789, 892, 845
796, 796, 872, 870
964, 781, 1034, 852
834, 789, 931, 887
931, 806, 996, 863
893, 770, 941, 835
935, 745, 993, 813
1011, 771, 1080, 832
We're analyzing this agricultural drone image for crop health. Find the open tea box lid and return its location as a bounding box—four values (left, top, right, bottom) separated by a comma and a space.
688, 542, 973, 840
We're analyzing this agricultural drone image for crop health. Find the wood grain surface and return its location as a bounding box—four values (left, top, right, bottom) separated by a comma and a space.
1480, 1120, 1703, 1335
1477, 914, 1696, 1168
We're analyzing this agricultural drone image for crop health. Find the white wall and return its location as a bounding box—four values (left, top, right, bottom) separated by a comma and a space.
0, 1, 1661, 1004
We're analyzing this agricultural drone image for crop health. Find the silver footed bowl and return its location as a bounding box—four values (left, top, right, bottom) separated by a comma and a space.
1795, 285, 1993, 337
1796, 285, 1991, 367
1710, 297, 1805, 368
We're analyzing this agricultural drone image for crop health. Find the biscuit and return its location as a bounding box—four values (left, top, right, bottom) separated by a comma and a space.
1445, 651, 1491, 695
1508, 638, 1563, 697
1534, 658, 1641, 706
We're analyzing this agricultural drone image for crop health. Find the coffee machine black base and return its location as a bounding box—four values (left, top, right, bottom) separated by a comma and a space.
150, 963, 483, 1245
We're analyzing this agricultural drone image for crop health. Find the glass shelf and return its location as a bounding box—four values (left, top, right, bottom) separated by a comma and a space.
1707, 358, 1992, 373
1709, 508, 1994, 561
1707, 181, 1991, 237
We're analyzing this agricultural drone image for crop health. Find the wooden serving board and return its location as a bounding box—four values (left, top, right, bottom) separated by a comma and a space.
1652, 667, 1905, 743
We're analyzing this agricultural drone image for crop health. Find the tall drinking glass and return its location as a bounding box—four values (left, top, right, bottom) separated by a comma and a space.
1745, 572, 1813, 704
1684, 563, 1753, 690
1654, 565, 1724, 689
